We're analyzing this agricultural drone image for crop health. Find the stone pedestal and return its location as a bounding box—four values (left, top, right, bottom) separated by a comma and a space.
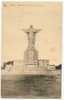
24, 48, 38, 65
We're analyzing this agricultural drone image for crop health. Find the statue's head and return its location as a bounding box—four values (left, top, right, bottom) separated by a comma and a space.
30, 25, 33, 28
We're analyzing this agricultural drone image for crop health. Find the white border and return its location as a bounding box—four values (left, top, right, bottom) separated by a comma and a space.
1, 0, 63, 2
62, 1, 64, 100
0, 0, 2, 99
0, 0, 64, 100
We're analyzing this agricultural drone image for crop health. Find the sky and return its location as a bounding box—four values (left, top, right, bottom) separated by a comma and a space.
2, 2, 62, 65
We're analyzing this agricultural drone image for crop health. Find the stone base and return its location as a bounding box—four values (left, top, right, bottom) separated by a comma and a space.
1, 60, 58, 76
24, 48, 38, 65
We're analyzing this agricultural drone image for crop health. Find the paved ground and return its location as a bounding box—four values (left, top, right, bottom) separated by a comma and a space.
1, 75, 61, 98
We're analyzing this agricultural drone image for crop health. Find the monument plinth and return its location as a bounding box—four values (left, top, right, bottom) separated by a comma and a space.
22, 25, 41, 66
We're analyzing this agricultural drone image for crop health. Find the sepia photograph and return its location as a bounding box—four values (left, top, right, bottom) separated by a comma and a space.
1, 2, 62, 98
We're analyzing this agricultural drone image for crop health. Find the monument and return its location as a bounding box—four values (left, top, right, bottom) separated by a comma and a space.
2, 25, 55, 75
22, 25, 41, 67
